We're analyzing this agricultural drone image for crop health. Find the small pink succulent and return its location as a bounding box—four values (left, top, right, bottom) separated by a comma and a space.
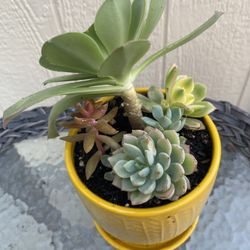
60, 100, 119, 154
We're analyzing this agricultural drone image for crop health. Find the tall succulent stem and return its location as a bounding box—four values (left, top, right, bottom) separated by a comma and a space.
122, 86, 144, 129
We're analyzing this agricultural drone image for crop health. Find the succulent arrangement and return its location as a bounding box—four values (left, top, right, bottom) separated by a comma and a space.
103, 127, 197, 205
3, 0, 223, 206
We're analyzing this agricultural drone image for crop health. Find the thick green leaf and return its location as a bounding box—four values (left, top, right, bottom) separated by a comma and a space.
140, 0, 167, 39
48, 95, 85, 138
192, 83, 207, 102
94, 0, 131, 53
43, 73, 96, 85
40, 32, 105, 74
137, 93, 154, 112
3, 78, 124, 128
98, 40, 150, 81
129, 0, 146, 40
85, 24, 108, 57
165, 64, 178, 94
186, 101, 216, 117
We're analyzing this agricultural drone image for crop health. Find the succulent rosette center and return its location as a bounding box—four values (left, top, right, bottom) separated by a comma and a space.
103, 127, 197, 205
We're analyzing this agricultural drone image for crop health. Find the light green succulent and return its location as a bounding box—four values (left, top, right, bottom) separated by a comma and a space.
138, 65, 215, 130
3, 0, 222, 134
142, 105, 186, 132
103, 127, 197, 205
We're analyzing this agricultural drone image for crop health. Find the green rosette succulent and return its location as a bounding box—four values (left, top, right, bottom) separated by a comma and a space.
103, 127, 197, 205
138, 65, 215, 130
142, 105, 186, 132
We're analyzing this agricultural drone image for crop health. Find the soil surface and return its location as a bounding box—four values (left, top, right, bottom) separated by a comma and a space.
74, 97, 212, 208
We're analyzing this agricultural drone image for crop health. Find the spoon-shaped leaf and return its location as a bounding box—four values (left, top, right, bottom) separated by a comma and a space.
98, 40, 150, 81
129, 0, 146, 40
140, 0, 167, 39
40, 32, 105, 74
94, 0, 131, 53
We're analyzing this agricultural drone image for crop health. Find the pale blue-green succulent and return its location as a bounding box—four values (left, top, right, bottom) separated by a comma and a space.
103, 127, 197, 205
142, 105, 186, 132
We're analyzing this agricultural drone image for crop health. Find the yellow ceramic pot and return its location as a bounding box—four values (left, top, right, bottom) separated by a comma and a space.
65, 88, 221, 250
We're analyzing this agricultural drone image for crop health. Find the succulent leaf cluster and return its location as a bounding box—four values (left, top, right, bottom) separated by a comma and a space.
142, 105, 186, 132
138, 65, 216, 130
3, 0, 222, 132
103, 127, 197, 205
61, 100, 123, 179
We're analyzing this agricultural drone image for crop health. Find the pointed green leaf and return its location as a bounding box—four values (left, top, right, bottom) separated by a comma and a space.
175, 76, 194, 93
150, 163, 164, 180
94, 0, 131, 53
152, 105, 164, 121
113, 160, 131, 178
184, 118, 205, 131
155, 184, 175, 200
171, 145, 185, 164
157, 138, 172, 155
192, 83, 207, 102
183, 153, 198, 175
3, 79, 123, 128
156, 173, 171, 192
157, 152, 170, 170
98, 40, 150, 81
123, 160, 137, 173
123, 143, 144, 160
173, 177, 188, 197
129, 0, 146, 40
40, 32, 105, 74
137, 93, 154, 112
108, 153, 127, 166
85, 24, 108, 56
43, 73, 96, 85
130, 191, 152, 205
139, 179, 156, 195
170, 87, 186, 104
167, 163, 185, 182
138, 167, 150, 177
171, 107, 183, 122
165, 64, 178, 90
142, 117, 158, 127
163, 130, 180, 145
147, 86, 164, 103
123, 134, 138, 146
140, 0, 166, 39
186, 101, 216, 117
159, 116, 172, 129
48, 95, 84, 138
121, 179, 137, 192
130, 172, 146, 187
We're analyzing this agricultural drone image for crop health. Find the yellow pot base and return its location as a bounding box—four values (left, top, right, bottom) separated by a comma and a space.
94, 217, 199, 250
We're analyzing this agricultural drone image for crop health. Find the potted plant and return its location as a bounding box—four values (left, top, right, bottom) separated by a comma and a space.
3, 0, 222, 249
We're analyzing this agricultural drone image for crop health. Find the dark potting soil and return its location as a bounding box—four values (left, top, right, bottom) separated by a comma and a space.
74, 97, 212, 208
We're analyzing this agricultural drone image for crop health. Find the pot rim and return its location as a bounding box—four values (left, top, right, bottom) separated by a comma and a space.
65, 88, 221, 217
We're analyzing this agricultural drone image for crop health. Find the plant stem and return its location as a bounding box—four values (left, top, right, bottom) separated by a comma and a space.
122, 86, 144, 129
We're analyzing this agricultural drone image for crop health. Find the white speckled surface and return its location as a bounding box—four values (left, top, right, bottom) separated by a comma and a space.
0, 137, 249, 250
